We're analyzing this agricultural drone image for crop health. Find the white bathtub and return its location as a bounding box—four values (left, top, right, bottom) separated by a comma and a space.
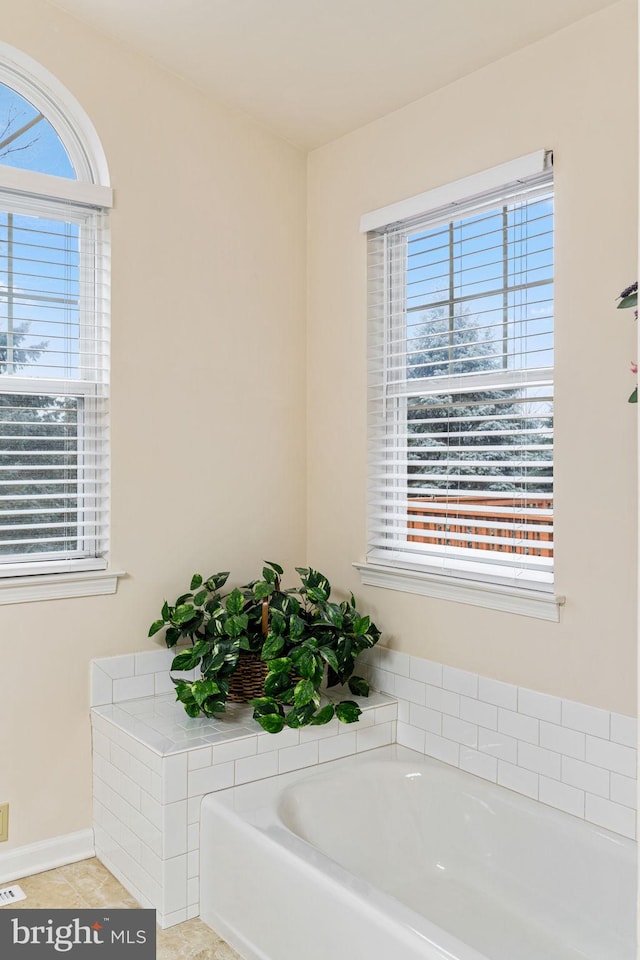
200, 745, 637, 960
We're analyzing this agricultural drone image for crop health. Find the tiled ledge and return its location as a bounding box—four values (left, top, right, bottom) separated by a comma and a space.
358, 647, 638, 841
90, 651, 396, 928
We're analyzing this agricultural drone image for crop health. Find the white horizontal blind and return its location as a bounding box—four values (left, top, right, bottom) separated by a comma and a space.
0, 191, 109, 569
367, 165, 554, 588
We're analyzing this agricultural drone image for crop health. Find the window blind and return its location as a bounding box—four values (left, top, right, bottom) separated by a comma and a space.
0, 192, 109, 570
367, 163, 554, 588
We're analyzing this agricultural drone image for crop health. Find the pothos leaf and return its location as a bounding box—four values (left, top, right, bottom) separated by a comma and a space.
348, 675, 370, 698
256, 713, 285, 734
335, 700, 362, 724
311, 704, 335, 725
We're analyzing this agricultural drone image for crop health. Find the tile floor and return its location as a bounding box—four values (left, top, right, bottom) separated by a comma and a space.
1, 857, 242, 960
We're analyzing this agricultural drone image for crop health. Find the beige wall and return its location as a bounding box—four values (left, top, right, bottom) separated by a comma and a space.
307, 1, 638, 716
0, 0, 307, 849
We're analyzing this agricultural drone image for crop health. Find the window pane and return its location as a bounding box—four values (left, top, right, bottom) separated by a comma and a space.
0, 83, 75, 178
0, 212, 81, 378
0, 393, 80, 559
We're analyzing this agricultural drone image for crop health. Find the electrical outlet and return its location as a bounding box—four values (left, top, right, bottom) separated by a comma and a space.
0, 804, 8, 842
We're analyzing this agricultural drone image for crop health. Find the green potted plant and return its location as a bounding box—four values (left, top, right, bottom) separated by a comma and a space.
148, 562, 381, 733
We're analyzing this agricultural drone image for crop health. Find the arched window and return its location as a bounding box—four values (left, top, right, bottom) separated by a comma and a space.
0, 45, 115, 601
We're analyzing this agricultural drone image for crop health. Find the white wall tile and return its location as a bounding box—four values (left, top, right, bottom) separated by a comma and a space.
368, 668, 396, 696
396, 722, 426, 754
442, 715, 477, 748
92, 729, 111, 760
96, 655, 136, 680
478, 728, 518, 764
161, 855, 188, 914
118, 772, 142, 810
517, 742, 561, 780
442, 666, 478, 698
374, 704, 398, 726
135, 649, 174, 675
187, 850, 199, 879
538, 721, 585, 761
140, 844, 163, 885
561, 756, 609, 798
128, 740, 163, 775
460, 695, 497, 731
459, 747, 497, 783
610, 713, 638, 749
425, 684, 460, 717
539, 776, 584, 818
154, 673, 177, 696
585, 737, 636, 778
187, 823, 199, 852
119, 821, 142, 865
424, 733, 459, 766
497, 708, 538, 745
129, 756, 156, 795
497, 760, 538, 800
396, 699, 410, 723
357, 721, 394, 752
110, 744, 132, 778
298, 722, 338, 743
585, 794, 636, 839
162, 801, 188, 859
409, 703, 442, 734
148, 772, 162, 803
113, 674, 155, 703
394, 675, 426, 705
409, 658, 442, 686
187, 877, 199, 908
517, 688, 561, 724
610, 772, 637, 809
319, 731, 357, 763
162, 753, 188, 802
187, 796, 202, 825
188, 761, 234, 795
278, 741, 319, 774
478, 676, 517, 710
187, 747, 212, 771
376, 647, 411, 677
90, 665, 113, 707
140, 792, 162, 830
212, 737, 257, 765
235, 751, 278, 785
160, 909, 187, 927
561, 700, 610, 739
258, 727, 300, 752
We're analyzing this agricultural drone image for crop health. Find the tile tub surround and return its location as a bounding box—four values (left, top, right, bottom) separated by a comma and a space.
90, 651, 397, 928
358, 647, 638, 840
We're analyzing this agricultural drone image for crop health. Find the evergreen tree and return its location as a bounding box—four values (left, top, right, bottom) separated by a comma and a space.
405, 307, 553, 496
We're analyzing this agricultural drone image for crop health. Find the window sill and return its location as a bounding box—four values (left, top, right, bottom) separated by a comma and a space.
353, 562, 565, 621
0, 569, 126, 605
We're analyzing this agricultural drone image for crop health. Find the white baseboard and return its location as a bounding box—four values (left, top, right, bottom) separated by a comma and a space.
0, 828, 95, 885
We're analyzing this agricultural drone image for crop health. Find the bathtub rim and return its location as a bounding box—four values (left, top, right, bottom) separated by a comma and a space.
200, 744, 636, 960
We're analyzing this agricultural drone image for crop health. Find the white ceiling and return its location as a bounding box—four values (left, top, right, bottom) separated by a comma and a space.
50, 0, 620, 149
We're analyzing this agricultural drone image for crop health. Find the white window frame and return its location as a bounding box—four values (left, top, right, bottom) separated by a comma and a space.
358, 152, 564, 621
0, 45, 122, 604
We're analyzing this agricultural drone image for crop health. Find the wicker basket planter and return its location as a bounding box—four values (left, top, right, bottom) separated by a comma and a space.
227, 650, 268, 703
